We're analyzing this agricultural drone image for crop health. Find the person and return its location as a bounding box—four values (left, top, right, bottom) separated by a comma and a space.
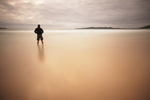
34, 24, 44, 44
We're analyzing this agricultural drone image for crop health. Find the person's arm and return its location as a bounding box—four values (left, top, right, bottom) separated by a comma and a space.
34, 28, 37, 33
41, 28, 44, 33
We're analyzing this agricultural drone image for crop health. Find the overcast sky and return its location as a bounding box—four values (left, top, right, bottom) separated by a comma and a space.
0, 0, 150, 29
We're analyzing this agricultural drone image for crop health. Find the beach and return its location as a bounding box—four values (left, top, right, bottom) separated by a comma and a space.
0, 29, 150, 100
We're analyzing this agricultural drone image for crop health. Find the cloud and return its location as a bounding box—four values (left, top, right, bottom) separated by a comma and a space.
0, 0, 150, 29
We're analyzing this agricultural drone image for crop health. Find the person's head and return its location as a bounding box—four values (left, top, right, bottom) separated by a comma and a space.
38, 24, 40, 28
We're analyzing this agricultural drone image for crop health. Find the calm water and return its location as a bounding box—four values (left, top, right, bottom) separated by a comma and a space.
0, 30, 150, 100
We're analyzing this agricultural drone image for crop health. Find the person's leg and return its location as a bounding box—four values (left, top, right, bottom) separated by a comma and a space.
41, 36, 43, 44
41, 40, 43, 44
37, 35, 39, 44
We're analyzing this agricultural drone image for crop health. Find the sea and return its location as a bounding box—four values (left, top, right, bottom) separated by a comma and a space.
0, 29, 150, 100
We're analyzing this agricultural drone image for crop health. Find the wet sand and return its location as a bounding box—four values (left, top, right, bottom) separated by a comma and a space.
0, 30, 150, 100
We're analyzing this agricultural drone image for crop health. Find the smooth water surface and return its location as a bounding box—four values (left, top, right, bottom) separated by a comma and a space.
0, 30, 150, 100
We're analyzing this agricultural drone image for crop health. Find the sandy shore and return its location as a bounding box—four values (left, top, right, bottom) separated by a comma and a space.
0, 30, 150, 100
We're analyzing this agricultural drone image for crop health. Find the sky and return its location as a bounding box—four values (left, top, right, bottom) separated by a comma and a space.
0, 0, 150, 29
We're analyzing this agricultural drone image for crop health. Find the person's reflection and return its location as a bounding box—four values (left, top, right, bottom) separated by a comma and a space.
37, 44, 45, 62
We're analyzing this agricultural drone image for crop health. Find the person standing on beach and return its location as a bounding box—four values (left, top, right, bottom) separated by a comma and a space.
34, 24, 44, 44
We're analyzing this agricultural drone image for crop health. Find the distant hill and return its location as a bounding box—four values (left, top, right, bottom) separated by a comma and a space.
76, 27, 125, 29
77, 25, 150, 29
0, 27, 7, 29
140, 25, 150, 29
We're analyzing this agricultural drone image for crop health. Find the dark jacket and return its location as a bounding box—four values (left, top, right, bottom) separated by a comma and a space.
34, 28, 44, 35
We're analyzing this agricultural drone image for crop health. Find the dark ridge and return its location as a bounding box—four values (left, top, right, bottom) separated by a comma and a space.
140, 25, 150, 29
76, 27, 126, 29
76, 25, 150, 29
0, 27, 7, 29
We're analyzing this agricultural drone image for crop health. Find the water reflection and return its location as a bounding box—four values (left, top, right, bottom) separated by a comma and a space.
0, 30, 150, 100
37, 44, 45, 62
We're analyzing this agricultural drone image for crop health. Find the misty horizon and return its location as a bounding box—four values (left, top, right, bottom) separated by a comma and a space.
1, 24, 150, 30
